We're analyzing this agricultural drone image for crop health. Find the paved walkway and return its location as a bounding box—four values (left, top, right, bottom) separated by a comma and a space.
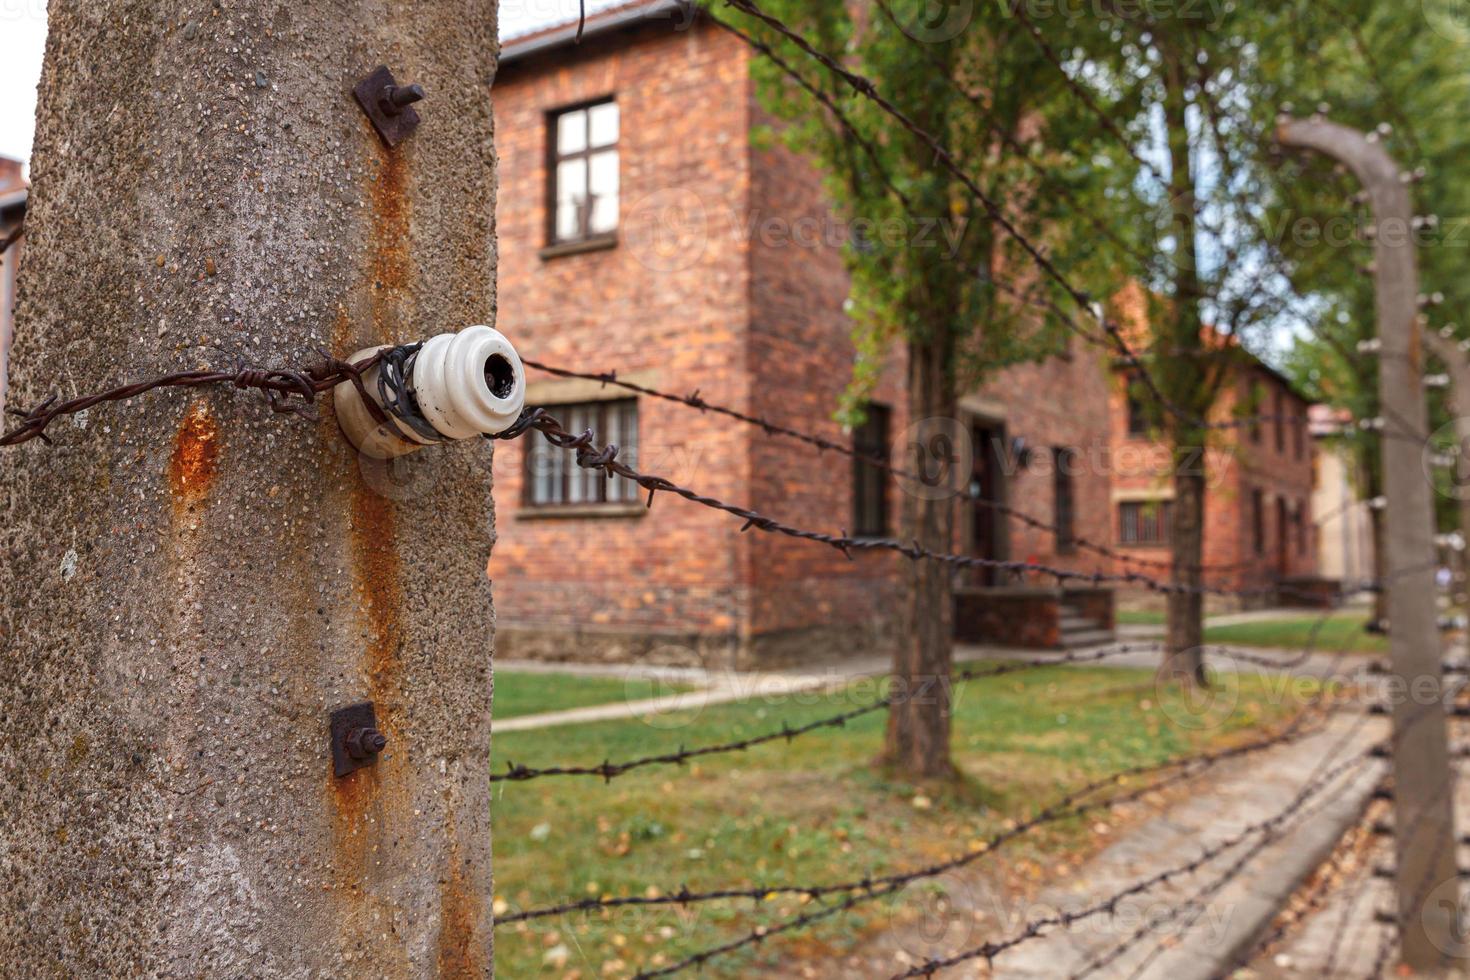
1238, 722, 1470, 978
991, 712, 1385, 980
790, 710, 1385, 979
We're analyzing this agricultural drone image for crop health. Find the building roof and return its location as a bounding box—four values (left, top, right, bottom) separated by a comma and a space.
500, 0, 690, 62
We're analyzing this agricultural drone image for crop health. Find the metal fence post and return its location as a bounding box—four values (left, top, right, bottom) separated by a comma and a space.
1277, 116, 1461, 970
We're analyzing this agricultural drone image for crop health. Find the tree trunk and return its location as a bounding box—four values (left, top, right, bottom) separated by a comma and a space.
1158, 42, 1209, 685
1163, 465, 1207, 683
883, 337, 956, 779
0, 3, 498, 976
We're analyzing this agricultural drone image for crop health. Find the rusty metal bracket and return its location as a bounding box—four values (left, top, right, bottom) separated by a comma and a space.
354, 66, 424, 148
330, 700, 388, 777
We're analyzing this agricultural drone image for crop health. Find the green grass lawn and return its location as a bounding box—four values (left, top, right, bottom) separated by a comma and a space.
1203, 613, 1387, 655
495, 671, 696, 720
1117, 609, 1385, 655
492, 666, 1309, 978
1117, 609, 1166, 625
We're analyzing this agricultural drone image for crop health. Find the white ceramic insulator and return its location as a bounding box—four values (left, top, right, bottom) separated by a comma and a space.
333, 325, 525, 459
411, 325, 526, 440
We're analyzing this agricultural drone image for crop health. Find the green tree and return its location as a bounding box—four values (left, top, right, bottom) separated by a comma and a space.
717, 0, 1130, 777
1262, 0, 1470, 620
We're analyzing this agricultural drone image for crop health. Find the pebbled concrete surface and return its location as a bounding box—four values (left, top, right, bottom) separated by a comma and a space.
0, 1, 501, 975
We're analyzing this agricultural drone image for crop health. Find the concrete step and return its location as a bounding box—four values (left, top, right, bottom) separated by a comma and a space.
1059, 615, 1095, 631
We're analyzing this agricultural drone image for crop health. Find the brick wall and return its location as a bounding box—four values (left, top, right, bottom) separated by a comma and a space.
742, 100, 907, 659
1107, 361, 1317, 601
491, 22, 758, 668
490, 18, 1119, 666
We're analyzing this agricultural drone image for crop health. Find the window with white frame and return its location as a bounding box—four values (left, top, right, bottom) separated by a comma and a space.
549, 99, 619, 245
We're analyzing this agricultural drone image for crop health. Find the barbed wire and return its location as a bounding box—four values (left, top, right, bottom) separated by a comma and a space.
520, 358, 1269, 578
493, 405, 1386, 603
627, 708, 1351, 978
502, 694, 1347, 931
1068, 706, 1382, 979
0, 348, 391, 447
891, 746, 1376, 978
510, 601, 1378, 973
490, 643, 1150, 785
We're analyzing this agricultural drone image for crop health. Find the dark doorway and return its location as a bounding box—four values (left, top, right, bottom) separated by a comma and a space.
970, 422, 1007, 586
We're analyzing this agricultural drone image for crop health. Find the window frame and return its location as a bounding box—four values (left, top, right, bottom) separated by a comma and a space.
851, 403, 891, 539
523, 398, 639, 509
1119, 500, 1173, 546
545, 97, 620, 249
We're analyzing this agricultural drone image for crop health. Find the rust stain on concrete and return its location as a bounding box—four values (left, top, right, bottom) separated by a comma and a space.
369, 148, 412, 316
436, 832, 486, 978
349, 484, 405, 707
168, 403, 219, 501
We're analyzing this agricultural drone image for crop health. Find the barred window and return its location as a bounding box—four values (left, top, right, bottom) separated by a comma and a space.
852, 404, 890, 538
549, 99, 619, 245
1119, 501, 1172, 545
525, 400, 639, 506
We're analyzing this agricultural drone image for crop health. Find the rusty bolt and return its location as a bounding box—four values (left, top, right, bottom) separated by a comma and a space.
380, 83, 425, 117
345, 726, 388, 760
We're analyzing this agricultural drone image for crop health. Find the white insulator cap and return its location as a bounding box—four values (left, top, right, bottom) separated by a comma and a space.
334, 324, 525, 459
412, 326, 525, 440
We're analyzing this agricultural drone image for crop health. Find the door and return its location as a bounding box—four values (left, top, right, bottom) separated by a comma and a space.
970, 423, 1006, 586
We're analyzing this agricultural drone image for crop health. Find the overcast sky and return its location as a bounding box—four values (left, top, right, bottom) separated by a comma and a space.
0, 1, 604, 167
0, 1, 47, 166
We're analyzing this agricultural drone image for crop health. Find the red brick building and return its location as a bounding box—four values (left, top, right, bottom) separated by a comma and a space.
0, 157, 26, 419
1106, 308, 1318, 601
489, 4, 1125, 666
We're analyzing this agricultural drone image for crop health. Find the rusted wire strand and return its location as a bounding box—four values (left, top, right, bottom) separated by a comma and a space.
499, 690, 1346, 926
0, 349, 391, 447
492, 643, 1158, 785
522, 358, 1273, 578
1068, 710, 1382, 979
631, 731, 1369, 980
491, 406, 1386, 603
894, 748, 1376, 980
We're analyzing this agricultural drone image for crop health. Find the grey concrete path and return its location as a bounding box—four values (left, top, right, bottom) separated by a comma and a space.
1237, 725, 1470, 978
987, 711, 1386, 980
794, 710, 1386, 980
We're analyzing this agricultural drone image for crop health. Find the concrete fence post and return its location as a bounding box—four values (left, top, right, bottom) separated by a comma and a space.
0, 2, 500, 975
1277, 116, 1461, 970
1422, 329, 1470, 612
